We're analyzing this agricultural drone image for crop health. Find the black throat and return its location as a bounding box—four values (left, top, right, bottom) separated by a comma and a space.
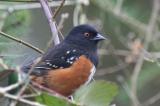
63, 40, 99, 67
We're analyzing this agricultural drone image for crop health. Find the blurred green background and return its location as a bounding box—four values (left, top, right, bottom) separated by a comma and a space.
0, 0, 160, 106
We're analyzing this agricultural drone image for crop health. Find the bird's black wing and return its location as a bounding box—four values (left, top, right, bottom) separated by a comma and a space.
22, 42, 87, 76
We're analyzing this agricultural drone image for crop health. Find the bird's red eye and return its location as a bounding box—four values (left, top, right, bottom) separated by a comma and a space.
84, 32, 90, 37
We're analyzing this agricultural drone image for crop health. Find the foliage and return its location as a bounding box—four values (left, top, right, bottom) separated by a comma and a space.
36, 92, 77, 106
36, 80, 119, 106
2, 10, 31, 36
0, 10, 31, 50
74, 80, 118, 106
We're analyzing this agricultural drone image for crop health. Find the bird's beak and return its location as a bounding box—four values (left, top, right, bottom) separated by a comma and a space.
92, 33, 107, 41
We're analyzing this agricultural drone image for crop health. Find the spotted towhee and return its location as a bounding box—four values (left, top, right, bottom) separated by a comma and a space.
22, 24, 106, 96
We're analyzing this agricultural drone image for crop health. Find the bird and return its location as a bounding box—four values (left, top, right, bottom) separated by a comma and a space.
21, 24, 106, 97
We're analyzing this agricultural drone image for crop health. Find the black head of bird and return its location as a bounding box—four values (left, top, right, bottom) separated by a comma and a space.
65, 24, 106, 51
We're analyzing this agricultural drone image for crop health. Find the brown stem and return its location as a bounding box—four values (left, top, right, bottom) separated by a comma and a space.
0, 31, 44, 54
53, 0, 66, 19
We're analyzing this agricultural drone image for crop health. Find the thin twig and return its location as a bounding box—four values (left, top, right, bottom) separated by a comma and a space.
117, 75, 139, 106
58, 13, 69, 30
56, 13, 69, 41
10, 84, 29, 106
56, 22, 64, 40
108, 44, 130, 74
73, 3, 82, 26
10, 83, 29, 106
92, 0, 146, 34
98, 49, 130, 56
22, 93, 41, 98
96, 63, 128, 76
10, 57, 42, 106
3, 93, 44, 106
0, 31, 44, 54
47, 13, 68, 45
0, 58, 9, 69
0, 81, 22, 93
53, 0, 66, 19
114, 0, 123, 15
52, 0, 66, 41
142, 92, 160, 106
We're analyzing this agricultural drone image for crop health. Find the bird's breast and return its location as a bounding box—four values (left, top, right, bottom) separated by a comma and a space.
31, 55, 95, 96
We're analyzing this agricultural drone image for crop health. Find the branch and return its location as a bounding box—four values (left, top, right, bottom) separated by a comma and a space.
57, 13, 69, 30
57, 13, 69, 40
53, 0, 66, 19
4, 93, 44, 106
114, 0, 123, 14
96, 63, 128, 76
0, 0, 76, 10
98, 49, 130, 56
142, 92, 160, 106
0, 31, 44, 54
10, 57, 42, 106
47, 1, 68, 45
0, 76, 43, 106
117, 75, 139, 106
92, 0, 146, 34
73, 3, 82, 26
39, 0, 60, 45
130, 0, 160, 106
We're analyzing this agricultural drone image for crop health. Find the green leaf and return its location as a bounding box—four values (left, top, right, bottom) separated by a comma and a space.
0, 10, 31, 51
2, 10, 31, 36
73, 80, 119, 106
36, 92, 77, 106
8, 72, 18, 94
8, 72, 18, 84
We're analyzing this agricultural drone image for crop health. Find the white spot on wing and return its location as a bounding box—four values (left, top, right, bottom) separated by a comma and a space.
52, 65, 56, 68
66, 59, 70, 63
61, 56, 65, 59
72, 49, 76, 52
66, 58, 74, 65
70, 56, 75, 60
46, 62, 52, 66
35, 66, 51, 70
49, 64, 52, 66
66, 50, 70, 54
46, 62, 50, 65
69, 61, 73, 64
